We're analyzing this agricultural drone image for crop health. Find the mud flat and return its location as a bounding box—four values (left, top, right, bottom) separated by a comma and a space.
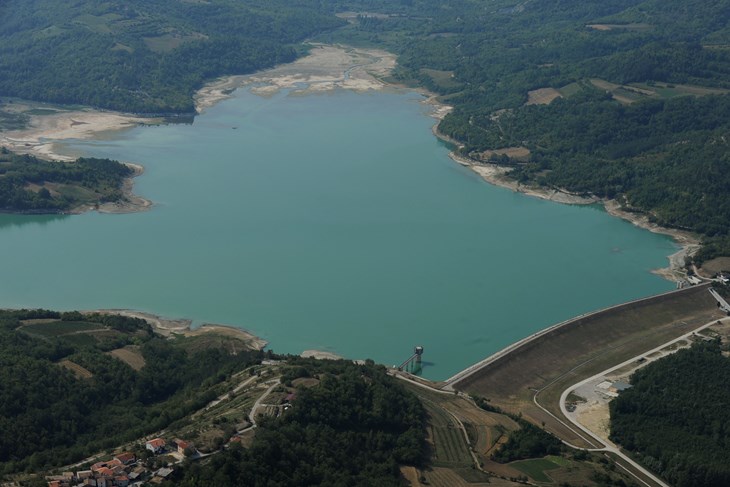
195, 43, 399, 110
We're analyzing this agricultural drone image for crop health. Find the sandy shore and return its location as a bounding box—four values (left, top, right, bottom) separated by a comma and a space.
301, 350, 345, 360
90, 309, 267, 350
0, 101, 156, 214
0, 102, 156, 162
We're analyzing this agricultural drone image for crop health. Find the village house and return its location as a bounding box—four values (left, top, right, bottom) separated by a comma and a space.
174, 439, 191, 455
113, 453, 135, 465
45, 450, 146, 487
145, 438, 166, 455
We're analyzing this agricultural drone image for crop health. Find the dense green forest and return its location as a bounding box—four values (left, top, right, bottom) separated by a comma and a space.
491, 419, 564, 463
0, 0, 343, 113
610, 342, 730, 487
0, 149, 132, 212
0, 309, 264, 474
166, 359, 425, 486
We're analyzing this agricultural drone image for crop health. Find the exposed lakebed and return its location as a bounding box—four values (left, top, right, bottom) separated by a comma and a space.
0, 87, 676, 379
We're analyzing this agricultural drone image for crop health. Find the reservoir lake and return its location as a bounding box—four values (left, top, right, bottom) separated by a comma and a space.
0, 88, 676, 380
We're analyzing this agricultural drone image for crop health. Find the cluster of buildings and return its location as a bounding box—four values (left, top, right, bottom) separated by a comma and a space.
45, 438, 194, 487
596, 379, 633, 398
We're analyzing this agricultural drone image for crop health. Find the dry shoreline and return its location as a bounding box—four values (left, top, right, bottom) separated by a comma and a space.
430, 128, 699, 281
194, 43, 399, 111
0, 102, 157, 214
92, 309, 345, 359
90, 309, 268, 351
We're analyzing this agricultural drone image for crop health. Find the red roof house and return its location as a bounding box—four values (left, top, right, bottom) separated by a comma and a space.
145, 438, 166, 454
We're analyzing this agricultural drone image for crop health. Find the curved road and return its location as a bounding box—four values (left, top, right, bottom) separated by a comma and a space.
554, 316, 729, 487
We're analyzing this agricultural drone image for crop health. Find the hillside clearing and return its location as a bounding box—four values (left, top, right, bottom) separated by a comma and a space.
57, 359, 93, 379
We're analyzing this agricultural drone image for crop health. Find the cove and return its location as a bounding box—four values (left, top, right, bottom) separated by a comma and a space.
0, 88, 676, 380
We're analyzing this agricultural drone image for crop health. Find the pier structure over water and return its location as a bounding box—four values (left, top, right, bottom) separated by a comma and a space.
397, 346, 424, 374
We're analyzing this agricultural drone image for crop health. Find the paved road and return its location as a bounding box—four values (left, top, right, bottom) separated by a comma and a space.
555, 316, 729, 487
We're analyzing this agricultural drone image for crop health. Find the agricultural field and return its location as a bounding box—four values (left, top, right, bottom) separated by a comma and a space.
399, 378, 635, 486
511, 457, 561, 482
57, 359, 94, 379
108, 346, 146, 371
588, 78, 729, 105
526, 88, 562, 105
427, 404, 472, 468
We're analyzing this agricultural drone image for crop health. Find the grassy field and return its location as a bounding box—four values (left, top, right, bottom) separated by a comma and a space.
698, 257, 730, 276
511, 457, 560, 482
452, 285, 722, 447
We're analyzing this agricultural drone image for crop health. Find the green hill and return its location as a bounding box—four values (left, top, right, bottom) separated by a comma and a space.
0, 0, 343, 113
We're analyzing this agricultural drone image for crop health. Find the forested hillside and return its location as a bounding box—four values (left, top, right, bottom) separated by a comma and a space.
610, 342, 730, 487
0, 149, 133, 212
0, 310, 264, 474
166, 359, 425, 486
318, 0, 730, 257
0, 0, 343, 113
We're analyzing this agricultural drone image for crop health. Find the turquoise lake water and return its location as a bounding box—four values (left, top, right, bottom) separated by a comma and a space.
0, 88, 676, 380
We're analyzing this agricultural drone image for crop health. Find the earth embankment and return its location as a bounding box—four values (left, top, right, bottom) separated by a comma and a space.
450, 284, 722, 445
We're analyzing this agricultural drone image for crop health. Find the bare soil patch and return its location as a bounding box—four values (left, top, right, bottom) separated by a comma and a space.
57, 359, 93, 379
187, 324, 267, 351
586, 23, 652, 32
400, 466, 423, 487
526, 87, 562, 105
699, 257, 730, 277
476, 147, 530, 162
108, 346, 146, 371
576, 400, 611, 441
300, 350, 343, 360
